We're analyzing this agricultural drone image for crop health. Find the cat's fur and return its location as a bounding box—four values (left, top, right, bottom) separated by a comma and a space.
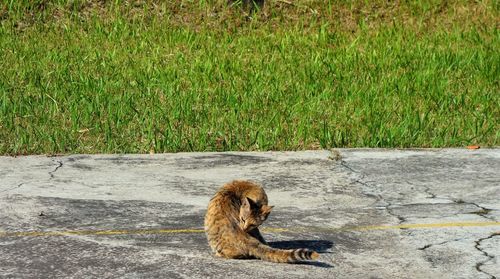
204, 180, 319, 263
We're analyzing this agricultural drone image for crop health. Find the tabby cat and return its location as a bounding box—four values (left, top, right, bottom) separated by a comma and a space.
204, 180, 319, 263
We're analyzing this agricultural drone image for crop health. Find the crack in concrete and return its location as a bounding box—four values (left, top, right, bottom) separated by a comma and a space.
339, 160, 405, 224
406, 178, 496, 224
474, 232, 500, 279
454, 199, 496, 222
418, 238, 463, 251
339, 160, 358, 174
0, 182, 25, 194
423, 185, 437, 199
386, 201, 496, 223
48, 159, 63, 179
391, 202, 455, 207
340, 160, 378, 196
341, 161, 385, 205
337, 160, 496, 228
403, 180, 437, 200
469, 203, 495, 222
386, 204, 407, 224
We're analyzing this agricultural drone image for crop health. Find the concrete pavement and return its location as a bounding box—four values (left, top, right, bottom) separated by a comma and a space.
0, 149, 499, 278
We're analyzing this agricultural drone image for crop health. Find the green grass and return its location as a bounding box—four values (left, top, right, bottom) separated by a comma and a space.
0, 0, 499, 154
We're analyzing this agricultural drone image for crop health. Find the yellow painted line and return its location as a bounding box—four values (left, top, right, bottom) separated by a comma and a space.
0, 221, 499, 238
314, 221, 500, 232
354, 221, 500, 231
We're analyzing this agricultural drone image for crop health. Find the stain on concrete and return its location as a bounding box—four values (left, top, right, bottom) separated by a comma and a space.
175, 153, 274, 169
70, 163, 93, 171
0, 195, 203, 232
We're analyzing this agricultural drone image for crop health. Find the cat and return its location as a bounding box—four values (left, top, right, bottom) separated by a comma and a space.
204, 180, 319, 263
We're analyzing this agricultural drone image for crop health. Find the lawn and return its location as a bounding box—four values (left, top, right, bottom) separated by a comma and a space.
0, 0, 498, 154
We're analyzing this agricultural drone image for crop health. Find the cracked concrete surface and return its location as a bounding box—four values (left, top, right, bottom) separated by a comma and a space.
0, 149, 499, 278
48, 159, 63, 179
475, 232, 500, 279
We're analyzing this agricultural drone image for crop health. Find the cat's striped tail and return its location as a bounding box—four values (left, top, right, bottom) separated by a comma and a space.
249, 244, 319, 263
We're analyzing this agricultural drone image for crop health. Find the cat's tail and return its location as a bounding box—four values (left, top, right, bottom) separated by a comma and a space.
249, 244, 319, 263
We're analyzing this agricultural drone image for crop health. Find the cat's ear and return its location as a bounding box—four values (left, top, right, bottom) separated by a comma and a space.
261, 205, 273, 214
242, 197, 252, 211
240, 198, 251, 217
260, 205, 273, 221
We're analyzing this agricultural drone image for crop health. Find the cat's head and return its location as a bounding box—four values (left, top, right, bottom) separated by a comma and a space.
239, 197, 273, 232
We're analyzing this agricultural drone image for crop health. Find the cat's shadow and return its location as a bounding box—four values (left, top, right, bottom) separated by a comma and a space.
269, 240, 334, 268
